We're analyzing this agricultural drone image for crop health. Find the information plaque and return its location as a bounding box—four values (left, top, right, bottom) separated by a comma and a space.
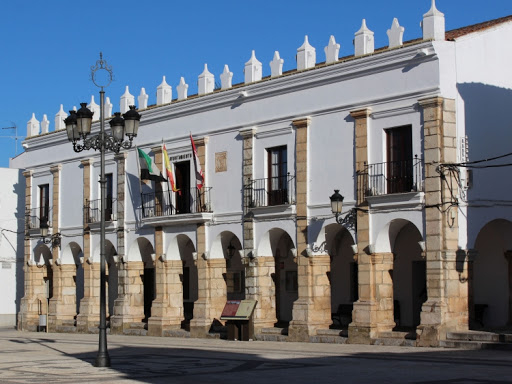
220, 300, 257, 320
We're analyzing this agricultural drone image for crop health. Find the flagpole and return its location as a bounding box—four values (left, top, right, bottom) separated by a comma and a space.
135, 146, 145, 218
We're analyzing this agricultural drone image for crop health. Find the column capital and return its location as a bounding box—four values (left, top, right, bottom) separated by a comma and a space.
50, 164, 62, 174
350, 108, 372, 119
114, 152, 128, 161
239, 127, 257, 139
194, 137, 209, 146
22, 169, 33, 178
151, 145, 163, 155
418, 96, 444, 109
80, 158, 93, 167
292, 117, 311, 129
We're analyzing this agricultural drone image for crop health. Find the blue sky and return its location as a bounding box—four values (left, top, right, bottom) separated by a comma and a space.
2, 0, 512, 168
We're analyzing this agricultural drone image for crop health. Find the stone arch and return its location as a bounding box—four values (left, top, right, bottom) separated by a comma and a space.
258, 228, 297, 326
60, 242, 84, 315
325, 224, 357, 329
165, 234, 197, 329
388, 220, 425, 330
33, 243, 53, 315
127, 237, 155, 322
92, 240, 118, 319
211, 231, 244, 301
473, 219, 512, 328
375, 218, 422, 254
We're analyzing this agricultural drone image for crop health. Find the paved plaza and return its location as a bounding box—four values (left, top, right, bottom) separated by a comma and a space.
0, 328, 511, 384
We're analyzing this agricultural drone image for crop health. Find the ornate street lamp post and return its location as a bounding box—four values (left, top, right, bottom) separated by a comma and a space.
64, 53, 141, 367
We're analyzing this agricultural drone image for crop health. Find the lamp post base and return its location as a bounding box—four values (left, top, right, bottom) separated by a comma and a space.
94, 352, 111, 367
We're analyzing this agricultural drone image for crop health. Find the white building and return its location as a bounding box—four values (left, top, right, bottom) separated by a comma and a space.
0, 168, 25, 327
10, 1, 512, 346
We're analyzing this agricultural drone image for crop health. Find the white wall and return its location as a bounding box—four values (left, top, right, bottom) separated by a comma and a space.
0, 168, 24, 326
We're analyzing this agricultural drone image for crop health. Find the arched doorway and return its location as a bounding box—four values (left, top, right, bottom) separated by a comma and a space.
130, 238, 155, 322
266, 229, 297, 327
60, 242, 84, 318
326, 224, 357, 329
390, 220, 425, 331
473, 219, 512, 328
176, 234, 198, 330
219, 232, 244, 301
33, 244, 53, 324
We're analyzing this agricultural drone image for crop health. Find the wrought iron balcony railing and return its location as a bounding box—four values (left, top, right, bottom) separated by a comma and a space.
357, 156, 423, 201
26, 206, 52, 230
244, 174, 296, 211
84, 198, 117, 224
141, 187, 212, 219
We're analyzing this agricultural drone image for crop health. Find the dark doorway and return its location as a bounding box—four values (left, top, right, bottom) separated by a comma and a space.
267, 146, 288, 205
105, 173, 113, 221
175, 161, 191, 214
386, 126, 413, 194
39, 184, 50, 226
412, 260, 427, 327
143, 267, 155, 322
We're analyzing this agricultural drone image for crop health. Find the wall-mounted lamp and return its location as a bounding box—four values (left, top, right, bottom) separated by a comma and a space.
40, 222, 61, 249
329, 189, 357, 229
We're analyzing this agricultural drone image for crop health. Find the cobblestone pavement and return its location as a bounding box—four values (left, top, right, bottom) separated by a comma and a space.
0, 328, 511, 384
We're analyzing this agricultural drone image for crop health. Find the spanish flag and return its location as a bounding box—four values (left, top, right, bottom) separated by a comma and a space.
163, 144, 179, 192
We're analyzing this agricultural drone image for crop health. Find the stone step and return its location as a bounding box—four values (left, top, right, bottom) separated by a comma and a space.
163, 329, 190, 338
128, 322, 147, 330
316, 329, 348, 337
310, 334, 348, 344
123, 328, 147, 336
446, 331, 500, 342
378, 331, 417, 340
373, 338, 417, 347
260, 327, 288, 335
55, 326, 76, 333
255, 333, 288, 342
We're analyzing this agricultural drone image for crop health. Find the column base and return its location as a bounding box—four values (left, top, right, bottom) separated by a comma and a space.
76, 314, 99, 333
189, 319, 212, 338
147, 316, 182, 337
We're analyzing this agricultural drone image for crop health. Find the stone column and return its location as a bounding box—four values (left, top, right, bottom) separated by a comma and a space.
288, 117, 331, 341
48, 264, 77, 332
240, 127, 256, 256
47, 164, 66, 332
190, 256, 226, 338
76, 159, 99, 333
115, 152, 127, 258
245, 256, 277, 332
417, 97, 465, 346
347, 108, 387, 344
111, 261, 145, 333
18, 170, 37, 330
76, 261, 100, 332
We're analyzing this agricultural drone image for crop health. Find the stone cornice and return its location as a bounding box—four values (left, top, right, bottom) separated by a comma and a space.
292, 117, 311, 129
239, 127, 257, 139
418, 96, 444, 109
350, 108, 372, 119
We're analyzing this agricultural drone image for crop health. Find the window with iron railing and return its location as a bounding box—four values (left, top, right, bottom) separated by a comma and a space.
140, 187, 212, 219
357, 156, 423, 200
243, 173, 296, 211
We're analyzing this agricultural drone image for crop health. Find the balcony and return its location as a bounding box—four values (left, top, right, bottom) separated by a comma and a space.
84, 198, 117, 224
357, 157, 423, 201
26, 207, 52, 230
244, 174, 296, 213
140, 187, 212, 225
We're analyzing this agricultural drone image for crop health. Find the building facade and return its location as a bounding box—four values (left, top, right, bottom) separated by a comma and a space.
11, 1, 512, 346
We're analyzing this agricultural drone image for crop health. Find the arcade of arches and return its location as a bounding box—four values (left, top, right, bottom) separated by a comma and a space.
17, 218, 512, 344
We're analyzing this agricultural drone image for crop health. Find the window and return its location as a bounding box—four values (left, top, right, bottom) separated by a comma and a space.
39, 184, 49, 227
175, 161, 191, 214
267, 146, 288, 205
386, 126, 413, 194
105, 173, 113, 221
